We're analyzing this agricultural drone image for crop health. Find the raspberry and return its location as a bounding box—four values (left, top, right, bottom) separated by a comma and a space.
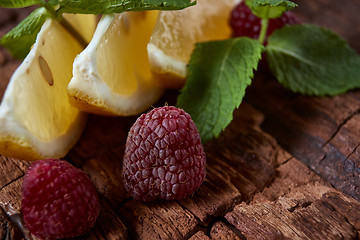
230, 2, 300, 40
122, 106, 206, 202
22, 159, 100, 240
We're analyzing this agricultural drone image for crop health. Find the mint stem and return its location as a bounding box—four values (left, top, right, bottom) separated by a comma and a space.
58, 17, 88, 48
40, 1, 88, 49
259, 18, 269, 45
41, 1, 57, 17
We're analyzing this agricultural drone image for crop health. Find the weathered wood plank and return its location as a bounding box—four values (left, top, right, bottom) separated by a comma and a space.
188, 231, 211, 240
246, 75, 360, 201
118, 200, 199, 240
80, 153, 130, 209
189, 231, 210, 240
0, 156, 24, 189
0, 177, 23, 213
88, 199, 128, 240
178, 165, 242, 224
210, 221, 244, 240
227, 194, 358, 240
245, 0, 360, 202
225, 158, 360, 239
205, 104, 292, 201
322, 191, 360, 233
259, 158, 330, 201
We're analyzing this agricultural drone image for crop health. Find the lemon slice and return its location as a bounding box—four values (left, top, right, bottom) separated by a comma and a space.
0, 14, 96, 161
68, 11, 164, 116
148, 0, 240, 88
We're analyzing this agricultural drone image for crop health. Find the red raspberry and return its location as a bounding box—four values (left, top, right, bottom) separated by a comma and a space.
122, 106, 206, 202
22, 159, 100, 240
230, 2, 300, 40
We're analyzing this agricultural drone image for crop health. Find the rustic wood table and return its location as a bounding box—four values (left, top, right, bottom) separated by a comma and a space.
1, 0, 360, 239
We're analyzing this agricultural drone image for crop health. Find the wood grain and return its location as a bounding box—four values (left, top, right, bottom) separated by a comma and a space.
0, 0, 360, 239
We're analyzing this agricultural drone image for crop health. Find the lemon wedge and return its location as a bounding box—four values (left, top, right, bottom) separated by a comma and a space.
68, 11, 164, 116
0, 14, 96, 161
148, 0, 240, 88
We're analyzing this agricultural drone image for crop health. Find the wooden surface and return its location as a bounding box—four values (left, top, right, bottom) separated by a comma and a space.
1, 0, 360, 239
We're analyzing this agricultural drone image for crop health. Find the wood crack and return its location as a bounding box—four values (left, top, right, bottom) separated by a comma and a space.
0, 174, 23, 191
345, 143, 360, 163
287, 201, 313, 213
275, 156, 293, 168
322, 109, 360, 147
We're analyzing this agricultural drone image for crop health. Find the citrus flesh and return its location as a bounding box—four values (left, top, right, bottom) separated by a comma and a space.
64, 14, 97, 44
68, 11, 164, 116
0, 14, 96, 161
148, 0, 241, 88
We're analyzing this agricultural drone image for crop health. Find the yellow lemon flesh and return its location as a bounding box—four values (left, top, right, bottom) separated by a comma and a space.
0, 13, 96, 161
68, 11, 164, 116
148, 0, 240, 88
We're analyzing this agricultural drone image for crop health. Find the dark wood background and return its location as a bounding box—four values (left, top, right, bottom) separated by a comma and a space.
1, 0, 360, 239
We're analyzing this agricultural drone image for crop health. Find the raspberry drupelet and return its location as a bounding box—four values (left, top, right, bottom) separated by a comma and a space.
122, 106, 206, 202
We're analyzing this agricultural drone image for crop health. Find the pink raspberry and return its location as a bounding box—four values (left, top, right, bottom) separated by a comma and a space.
122, 106, 206, 202
22, 159, 100, 240
230, 2, 300, 40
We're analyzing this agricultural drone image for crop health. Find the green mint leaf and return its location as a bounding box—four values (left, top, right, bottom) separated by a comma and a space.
0, 0, 42, 8
0, 7, 48, 59
245, 0, 297, 19
48, 0, 59, 5
266, 24, 360, 96
177, 38, 263, 143
59, 0, 196, 14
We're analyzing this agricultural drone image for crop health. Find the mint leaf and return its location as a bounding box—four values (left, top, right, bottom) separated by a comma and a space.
266, 24, 360, 96
0, 0, 42, 8
245, 0, 297, 18
59, 0, 196, 14
0, 7, 48, 59
48, 0, 59, 5
177, 38, 263, 143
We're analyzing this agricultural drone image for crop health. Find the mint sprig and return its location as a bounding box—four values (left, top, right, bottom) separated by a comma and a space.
267, 24, 360, 96
177, 0, 360, 143
177, 38, 263, 142
0, 0, 195, 59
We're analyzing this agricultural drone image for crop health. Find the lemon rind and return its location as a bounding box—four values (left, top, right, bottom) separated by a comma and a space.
147, 43, 187, 80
